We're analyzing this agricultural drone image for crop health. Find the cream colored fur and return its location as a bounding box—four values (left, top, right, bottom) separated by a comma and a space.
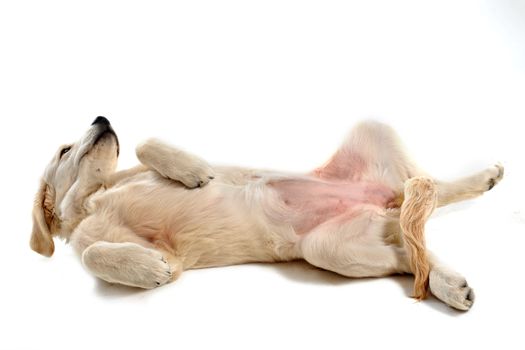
30, 118, 504, 311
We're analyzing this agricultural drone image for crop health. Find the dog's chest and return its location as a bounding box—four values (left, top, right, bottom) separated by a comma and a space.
88, 176, 252, 243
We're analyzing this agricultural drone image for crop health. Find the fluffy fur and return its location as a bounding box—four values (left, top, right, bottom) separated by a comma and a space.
31, 117, 504, 311
400, 177, 437, 300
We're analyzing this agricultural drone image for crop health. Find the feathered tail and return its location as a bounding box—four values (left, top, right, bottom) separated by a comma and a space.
400, 177, 437, 300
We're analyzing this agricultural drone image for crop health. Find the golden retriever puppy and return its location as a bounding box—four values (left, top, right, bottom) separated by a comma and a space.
31, 117, 503, 310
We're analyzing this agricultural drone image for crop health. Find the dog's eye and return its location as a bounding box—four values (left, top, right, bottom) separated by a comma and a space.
60, 146, 72, 159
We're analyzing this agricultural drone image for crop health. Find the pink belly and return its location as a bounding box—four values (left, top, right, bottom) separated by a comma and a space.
268, 178, 396, 235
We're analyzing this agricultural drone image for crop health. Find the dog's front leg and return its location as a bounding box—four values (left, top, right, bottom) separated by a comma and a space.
136, 138, 215, 188
81, 241, 181, 289
70, 216, 182, 289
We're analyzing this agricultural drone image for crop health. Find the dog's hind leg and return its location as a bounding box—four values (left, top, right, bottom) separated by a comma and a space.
313, 121, 422, 191
313, 121, 504, 207
434, 164, 504, 207
428, 254, 475, 311
299, 208, 476, 310
300, 209, 412, 279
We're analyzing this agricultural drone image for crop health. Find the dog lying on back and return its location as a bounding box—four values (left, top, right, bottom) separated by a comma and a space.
31, 117, 503, 310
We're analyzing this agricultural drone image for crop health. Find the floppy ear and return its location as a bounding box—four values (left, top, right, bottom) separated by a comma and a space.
30, 181, 55, 257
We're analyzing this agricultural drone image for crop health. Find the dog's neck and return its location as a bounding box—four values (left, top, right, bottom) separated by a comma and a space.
104, 164, 149, 187
57, 182, 103, 241
57, 164, 150, 241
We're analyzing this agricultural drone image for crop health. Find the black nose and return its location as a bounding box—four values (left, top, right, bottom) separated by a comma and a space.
92, 116, 110, 126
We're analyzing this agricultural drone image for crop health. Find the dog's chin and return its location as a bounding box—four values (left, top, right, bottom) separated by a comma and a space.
78, 132, 120, 167
94, 128, 120, 155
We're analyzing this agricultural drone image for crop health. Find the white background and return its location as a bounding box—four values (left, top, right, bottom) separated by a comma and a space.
1, 1, 524, 349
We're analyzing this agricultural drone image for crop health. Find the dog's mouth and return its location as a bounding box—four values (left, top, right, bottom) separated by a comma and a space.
77, 123, 120, 163
93, 126, 120, 156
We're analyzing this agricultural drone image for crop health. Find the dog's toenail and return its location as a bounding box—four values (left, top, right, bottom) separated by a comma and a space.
208, 176, 215, 179
156, 282, 160, 286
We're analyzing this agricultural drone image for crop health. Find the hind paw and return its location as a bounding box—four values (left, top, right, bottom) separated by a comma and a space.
486, 164, 504, 190
430, 268, 474, 311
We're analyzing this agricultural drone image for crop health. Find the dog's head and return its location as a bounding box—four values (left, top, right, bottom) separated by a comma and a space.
30, 116, 120, 257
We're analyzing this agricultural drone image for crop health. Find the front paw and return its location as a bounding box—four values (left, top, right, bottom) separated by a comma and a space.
136, 138, 215, 189
177, 163, 215, 189
83, 242, 173, 289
